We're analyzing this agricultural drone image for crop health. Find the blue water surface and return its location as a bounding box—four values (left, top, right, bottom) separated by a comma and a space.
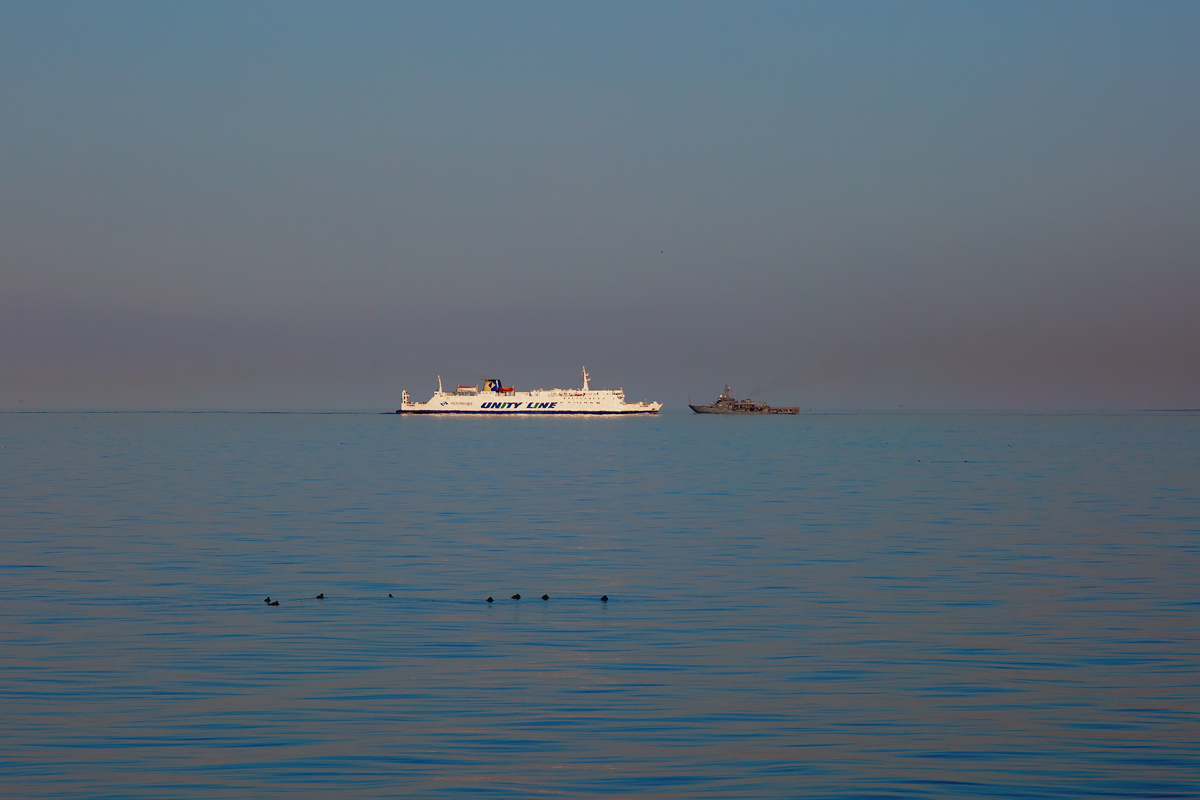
1, 410, 1197, 798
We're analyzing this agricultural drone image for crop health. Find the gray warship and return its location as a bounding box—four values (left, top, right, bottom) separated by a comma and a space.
689, 385, 799, 415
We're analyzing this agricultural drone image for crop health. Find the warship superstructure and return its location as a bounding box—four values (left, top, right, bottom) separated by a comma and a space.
689, 385, 798, 415
398, 368, 661, 415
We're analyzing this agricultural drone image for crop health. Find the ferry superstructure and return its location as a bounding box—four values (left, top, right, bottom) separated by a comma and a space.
398, 368, 662, 415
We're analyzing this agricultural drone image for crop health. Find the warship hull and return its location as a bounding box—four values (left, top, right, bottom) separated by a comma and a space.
689, 404, 798, 414
690, 385, 798, 415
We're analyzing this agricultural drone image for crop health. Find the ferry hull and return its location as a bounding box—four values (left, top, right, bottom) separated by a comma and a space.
397, 408, 659, 415
398, 368, 662, 415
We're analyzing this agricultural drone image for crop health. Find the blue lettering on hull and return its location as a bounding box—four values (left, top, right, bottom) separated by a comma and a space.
479, 401, 559, 410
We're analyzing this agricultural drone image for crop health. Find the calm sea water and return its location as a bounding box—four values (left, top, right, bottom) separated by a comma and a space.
1, 410, 1197, 798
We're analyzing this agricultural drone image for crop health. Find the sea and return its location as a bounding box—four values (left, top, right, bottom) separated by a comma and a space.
1, 410, 1197, 799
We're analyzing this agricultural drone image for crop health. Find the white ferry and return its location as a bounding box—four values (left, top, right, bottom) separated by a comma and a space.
398, 368, 662, 415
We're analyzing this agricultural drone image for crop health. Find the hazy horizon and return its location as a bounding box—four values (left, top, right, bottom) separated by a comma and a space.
4, 2, 1198, 411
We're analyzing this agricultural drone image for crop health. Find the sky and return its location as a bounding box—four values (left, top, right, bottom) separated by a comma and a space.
2, 1, 1198, 410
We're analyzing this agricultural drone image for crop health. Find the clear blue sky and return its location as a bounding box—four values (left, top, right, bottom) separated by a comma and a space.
3, 1, 1198, 409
